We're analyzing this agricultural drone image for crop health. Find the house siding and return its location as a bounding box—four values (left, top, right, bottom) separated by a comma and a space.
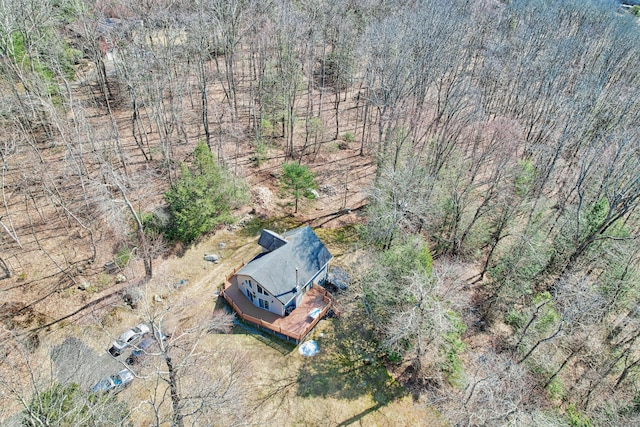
291, 262, 330, 310
236, 274, 285, 316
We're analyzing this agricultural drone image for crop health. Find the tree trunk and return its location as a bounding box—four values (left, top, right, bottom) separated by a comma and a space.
165, 356, 184, 427
544, 348, 577, 388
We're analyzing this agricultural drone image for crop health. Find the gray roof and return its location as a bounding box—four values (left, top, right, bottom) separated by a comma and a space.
237, 226, 332, 305
257, 229, 288, 252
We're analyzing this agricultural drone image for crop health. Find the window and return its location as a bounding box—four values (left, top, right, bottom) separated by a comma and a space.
259, 299, 269, 310
257, 285, 265, 294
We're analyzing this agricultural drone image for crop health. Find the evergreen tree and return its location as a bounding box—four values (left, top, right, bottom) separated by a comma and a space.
165, 142, 247, 243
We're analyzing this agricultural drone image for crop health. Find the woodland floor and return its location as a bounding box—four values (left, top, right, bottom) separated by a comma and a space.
0, 62, 447, 423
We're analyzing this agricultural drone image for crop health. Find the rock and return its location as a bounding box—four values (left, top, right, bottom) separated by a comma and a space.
154, 294, 163, 303
237, 214, 254, 228
104, 261, 119, 274
218, 242, 226, 249
78, 280, 90, 290
204, 253, 220, 263
319, 184, 337, 196
123, 288, 143, 308
115, 274, 127, 284
77, 265, 85, 273
308, 189, 320, 199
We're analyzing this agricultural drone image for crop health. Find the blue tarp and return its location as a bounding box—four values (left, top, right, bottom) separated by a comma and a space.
298, 340, 319, 356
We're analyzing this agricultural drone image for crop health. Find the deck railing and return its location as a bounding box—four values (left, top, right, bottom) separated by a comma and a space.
221, 263, 334, 343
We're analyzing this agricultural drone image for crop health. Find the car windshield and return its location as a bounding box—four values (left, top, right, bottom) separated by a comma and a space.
111, 375, 123, 386
115, 339, 126, 347
132, 326, 143, 333
118, 332, 132, 341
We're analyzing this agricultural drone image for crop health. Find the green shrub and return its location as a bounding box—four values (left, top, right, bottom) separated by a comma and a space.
443, 310, 466, 387
505, 310, 526, 329
532, 292, 560, 333
342, 132, 355, 143
141, 211, 166, 235
387, 351, 403, 364
261, 118, 274, 138
546, 377, 566, 400
515, 159, 536, 197
25, 383, 81, 426
381, 237, 433, 279
566, 404, 591, 427
23, 382, 131, 426
96, 273, 112, 288
115, 246, 133, 269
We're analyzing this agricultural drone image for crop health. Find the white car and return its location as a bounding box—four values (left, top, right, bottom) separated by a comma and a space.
108, 323, 150, 356
91, 369, 134, 394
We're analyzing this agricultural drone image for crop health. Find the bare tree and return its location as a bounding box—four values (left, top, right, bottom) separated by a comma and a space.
383, 261, 468, 384
445, 350, 538, 426
132, 288, 251, 426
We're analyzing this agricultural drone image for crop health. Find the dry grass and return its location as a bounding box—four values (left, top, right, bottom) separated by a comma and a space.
113, 224, 445, 426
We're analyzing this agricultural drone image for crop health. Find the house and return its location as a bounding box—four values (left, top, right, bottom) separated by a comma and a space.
64, 17, 141, 61
233, 226, 332, 317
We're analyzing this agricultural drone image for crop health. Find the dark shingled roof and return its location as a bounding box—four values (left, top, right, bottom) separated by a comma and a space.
257, 229, 288, 252
238, 226, 332, 305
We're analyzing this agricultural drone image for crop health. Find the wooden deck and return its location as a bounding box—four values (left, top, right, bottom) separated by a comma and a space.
221, 264, 334, 343
273, 286, 329, 337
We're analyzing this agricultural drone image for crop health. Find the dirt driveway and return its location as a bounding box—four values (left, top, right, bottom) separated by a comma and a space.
51, 336, 124, 390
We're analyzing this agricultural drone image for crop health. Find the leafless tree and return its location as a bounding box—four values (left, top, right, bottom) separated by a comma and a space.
443, 350, 538, 426
383, 261, 468, 384
132, 287, 251, 426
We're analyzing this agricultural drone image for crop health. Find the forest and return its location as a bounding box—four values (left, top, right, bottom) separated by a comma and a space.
2, 0, 640, 425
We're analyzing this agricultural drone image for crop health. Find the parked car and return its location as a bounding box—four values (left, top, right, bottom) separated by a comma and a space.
108, 323, 150, 356
91, 369, 134, 394
126, 337, 155, 365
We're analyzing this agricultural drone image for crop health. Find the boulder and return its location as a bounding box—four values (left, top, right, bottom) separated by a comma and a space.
319, 184, 337, 196
123, 288, 143, 308
204, 253, 220, 263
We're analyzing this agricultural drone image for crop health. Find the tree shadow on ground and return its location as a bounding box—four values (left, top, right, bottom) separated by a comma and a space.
296, 312, 406, 405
